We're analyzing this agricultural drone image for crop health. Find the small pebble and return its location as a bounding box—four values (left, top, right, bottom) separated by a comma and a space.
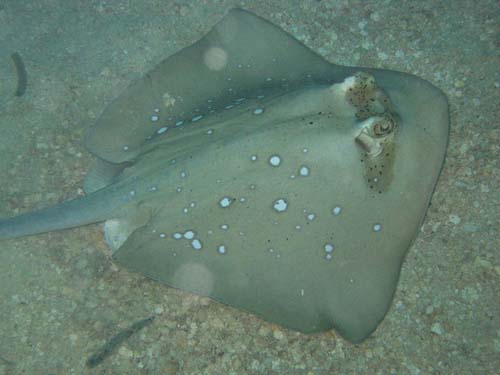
272, 329, 285, 340
473, 256, 492, 269
462, 223, 479, 233
154, 306, 164, 314
430, 322, 444, 335
258, 326, 270, 337
118, 346, 134, 358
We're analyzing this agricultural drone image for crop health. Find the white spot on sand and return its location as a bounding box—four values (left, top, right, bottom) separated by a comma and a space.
191, 239, 202, 250
220, 224, 229, 230
122, 145, 129, 151
299, 166, 310, 177
175, 120, 184, 127
273, 198, 288, 212
269, 155, 281, 167
192, 115, 203, 122
157, 126, 168, 134
306, 213, 316, 221
184, 230, 195, 240
173, 232, 182, 240
253, 108, 264, 115
217, 245, 226, 254
251, 155, 258, 161
206, 129, 213, 135
148, 186, 157, 192
219, 197, 233, 208
332, 206, 342, 216
151, 115, 159, 122
324, 243, 334, 253
373, 223, 382, 232
159, 233, 166, 238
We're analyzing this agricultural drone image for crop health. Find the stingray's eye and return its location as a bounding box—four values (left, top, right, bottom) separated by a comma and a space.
372, 116, 394, 137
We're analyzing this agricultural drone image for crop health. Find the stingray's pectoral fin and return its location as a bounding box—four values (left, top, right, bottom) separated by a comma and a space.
104, 204, 152, 252
83, 158, 132, 194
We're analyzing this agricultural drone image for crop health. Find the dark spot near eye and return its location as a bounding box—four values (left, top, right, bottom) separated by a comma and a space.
309, 121, 314, 125
379, 171, 383, 175
370, 185, 374, 189
378, 190, 382, 194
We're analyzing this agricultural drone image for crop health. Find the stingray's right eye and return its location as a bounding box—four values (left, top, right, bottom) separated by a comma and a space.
372, 115, 395, 137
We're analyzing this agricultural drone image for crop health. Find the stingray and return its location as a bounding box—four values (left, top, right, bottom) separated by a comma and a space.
0, 9, 448, 343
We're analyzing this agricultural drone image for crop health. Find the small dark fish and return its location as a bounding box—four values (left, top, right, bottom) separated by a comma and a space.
11, 52, 27, 97
86, 315, 155, 368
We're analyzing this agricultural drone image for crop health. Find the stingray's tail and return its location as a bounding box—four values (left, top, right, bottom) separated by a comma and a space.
0, 186, 125, 240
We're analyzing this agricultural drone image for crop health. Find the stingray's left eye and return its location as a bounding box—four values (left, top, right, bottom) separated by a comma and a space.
372, 116, 394, 137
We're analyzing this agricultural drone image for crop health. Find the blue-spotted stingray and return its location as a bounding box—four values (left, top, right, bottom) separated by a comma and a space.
0, 9, 448, 343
